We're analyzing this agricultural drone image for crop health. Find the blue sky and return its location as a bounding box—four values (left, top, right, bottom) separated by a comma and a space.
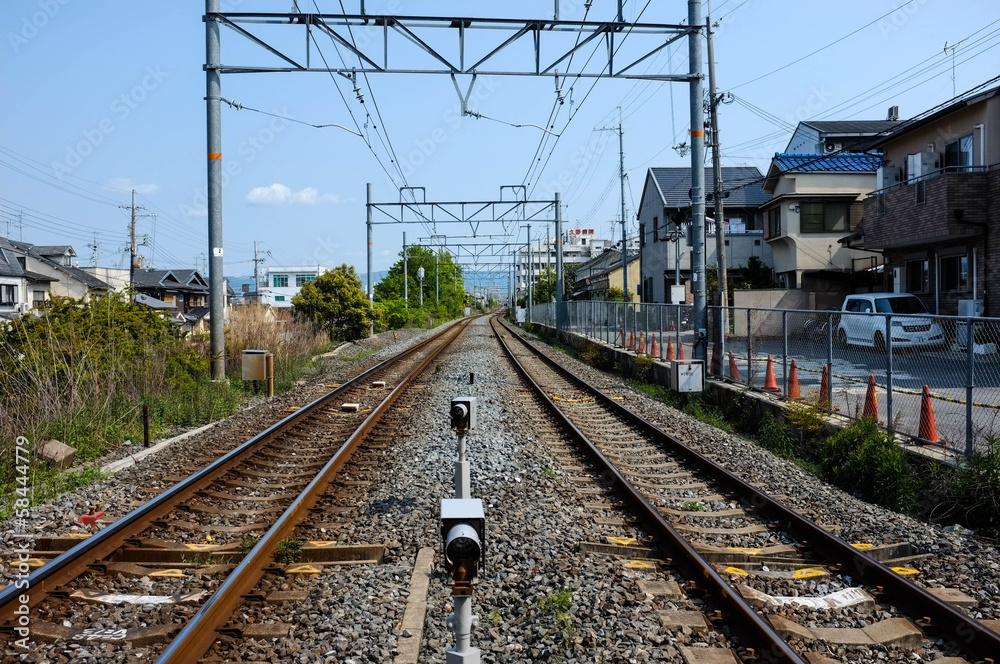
2, 0, 998, 287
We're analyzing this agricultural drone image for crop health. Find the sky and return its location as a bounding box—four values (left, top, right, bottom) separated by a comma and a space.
1, 0, 998, 290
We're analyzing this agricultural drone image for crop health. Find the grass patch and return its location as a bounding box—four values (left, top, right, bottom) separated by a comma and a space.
538, 588, 574, 647
682, 402, 733, 433
274, 536, 303, 564
0, 464, 106, 521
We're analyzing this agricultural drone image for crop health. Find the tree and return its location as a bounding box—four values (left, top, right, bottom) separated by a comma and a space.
292, 264, 373, 341
373, 245, 464, 325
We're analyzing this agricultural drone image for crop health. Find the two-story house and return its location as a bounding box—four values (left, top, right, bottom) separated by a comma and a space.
261, 266, 329, 307
8, 241, 111, 301
637, 167, 772, 303
133, 269, 210, 314
569, 249, 640, 301
784, 119, 901, 155
0, 235, 54, 317
761, 153, 883, 303
850, 84, 1000, 316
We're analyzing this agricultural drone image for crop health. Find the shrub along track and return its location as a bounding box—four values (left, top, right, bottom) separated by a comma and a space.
494, 316, 1000, 663
0, 317, 473, 663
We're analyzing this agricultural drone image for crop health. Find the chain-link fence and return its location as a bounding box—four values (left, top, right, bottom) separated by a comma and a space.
524, 300, 1000, 456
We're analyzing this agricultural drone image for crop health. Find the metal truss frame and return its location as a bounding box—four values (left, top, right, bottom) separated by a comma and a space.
214, 11, 693, 81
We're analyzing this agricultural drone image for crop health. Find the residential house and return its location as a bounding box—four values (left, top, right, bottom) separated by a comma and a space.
761, 153, 883, 304
569, 252, 640, 301
133, 269, 209, 313
784, 119, 901, 155
8, 241, 111, 301
637, 167, 772, 304
850, 84, 1000, 316
0, 235, 54, 317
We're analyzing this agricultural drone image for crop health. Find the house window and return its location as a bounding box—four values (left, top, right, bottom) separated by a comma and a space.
295, 274, 314, 287
1, 284, 16, 305
944, 134, 973, 172
877, 193, 886, 215
639, 222, 646, 247
274, 295, 286, 302
767, 207, 781, 237
800, 201, 848, 233
941, 255, 969, 292
906, 259, 929, 293
273, 274, 289, 288
653, 216, 659, 242
915, 180, 926, 205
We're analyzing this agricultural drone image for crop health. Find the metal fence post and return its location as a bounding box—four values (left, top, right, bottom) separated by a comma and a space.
746, 308, 752, 386
885, 314, 893, 430
826, 310, 834, 408
658, 305, 664, 361
782, 310, 788, 396
676, 304, 681, 355
966, 316, 975, 456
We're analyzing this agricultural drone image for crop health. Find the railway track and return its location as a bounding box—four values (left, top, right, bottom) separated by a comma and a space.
493, 315, 1000, 663
0, 317, 472, 662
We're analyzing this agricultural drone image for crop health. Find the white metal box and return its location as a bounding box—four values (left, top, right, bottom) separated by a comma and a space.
671, 360, 704, 393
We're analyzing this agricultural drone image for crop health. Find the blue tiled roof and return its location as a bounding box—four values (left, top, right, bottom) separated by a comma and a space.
772, 153, 882, 173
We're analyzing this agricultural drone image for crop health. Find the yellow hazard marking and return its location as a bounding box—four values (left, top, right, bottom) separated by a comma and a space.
307, 541, 340, 548
326, 384, 340, 388
892, 566, 920, 576
551, 395, 562, 401
625, 560, 656, 569
727, 547, 762, 555
607, 536, 638, 546
611, 396, 624, 401
285, 564, 322, 574
65, 532, 92, 538
25, 558, 47, 568
793, 568, 826, 579
850, 543, 873, 550
724, 566, 749, 576
149, 569, 189, 578
183, 543, 219, 551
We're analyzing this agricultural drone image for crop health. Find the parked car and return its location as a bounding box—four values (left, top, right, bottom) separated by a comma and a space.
837, 293, 945, 350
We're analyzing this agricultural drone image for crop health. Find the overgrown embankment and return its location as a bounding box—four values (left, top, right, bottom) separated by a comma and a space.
0, 297, 329, 517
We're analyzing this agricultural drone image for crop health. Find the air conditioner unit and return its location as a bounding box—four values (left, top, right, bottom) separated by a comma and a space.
958, 299, 984, 318
877, 166, 901, 190
824, 140, 842, 153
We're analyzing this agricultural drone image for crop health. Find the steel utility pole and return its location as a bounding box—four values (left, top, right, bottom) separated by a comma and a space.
403, 232, 408, 310
597, 108, 628, 302
688, 0, 707, 362
707, 15, 728, 369
367, 182, 374, 337
205, 0, 225, 379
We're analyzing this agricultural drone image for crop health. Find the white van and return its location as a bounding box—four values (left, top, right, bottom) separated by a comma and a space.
837, 293, 945, 350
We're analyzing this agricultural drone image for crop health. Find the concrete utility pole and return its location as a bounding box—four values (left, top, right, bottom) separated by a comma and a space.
120, 189, 147, 291
88, 233, 101, 268
205, 0, 225, 379
555, 192, 564, 335
707, 15, 728, 368
597, 108, 628, 302
688, 0, 707, 362
251, 240, 269, 296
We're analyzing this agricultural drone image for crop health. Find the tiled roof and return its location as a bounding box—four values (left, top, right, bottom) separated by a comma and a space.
801, 120, 900, 135
772, 153, 882, 173
0, 236, 25, 278
134, 269, 209, 291
649, 167, 770, 208
31, 245, 75, 257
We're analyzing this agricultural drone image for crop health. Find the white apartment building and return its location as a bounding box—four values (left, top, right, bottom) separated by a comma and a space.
260, 265, 329, 307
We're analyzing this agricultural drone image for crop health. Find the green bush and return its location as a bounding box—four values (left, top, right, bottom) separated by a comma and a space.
818, 418, 914, 512
756, 413, 795, 459
633, 355, 654, 383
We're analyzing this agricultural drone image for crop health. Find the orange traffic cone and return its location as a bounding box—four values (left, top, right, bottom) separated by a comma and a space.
863, 374, 879, 421
819, 365, 830, 409
678, 342, 685, 360
639, 334, 647, 355
628, 329, 635, 350
666, 338, 675, 360
787, 360, 801, 399
651, 335, 659, 359
763, 354, 780, 392
919, 384, 940, 443
728, 350, 741, 382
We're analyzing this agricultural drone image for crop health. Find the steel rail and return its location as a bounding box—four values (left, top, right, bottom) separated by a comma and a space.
157, 317, 473, 663
491, 317, 803, 664
497, 317, 1000, 661
0, 319, 464, 623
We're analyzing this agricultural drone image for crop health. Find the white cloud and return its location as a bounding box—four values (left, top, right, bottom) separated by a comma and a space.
246, 183, 340, 205
109, 177, 160, 195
